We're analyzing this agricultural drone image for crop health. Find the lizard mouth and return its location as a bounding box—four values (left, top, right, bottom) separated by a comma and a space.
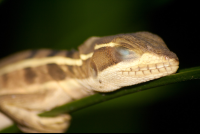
118, 59, 179, 79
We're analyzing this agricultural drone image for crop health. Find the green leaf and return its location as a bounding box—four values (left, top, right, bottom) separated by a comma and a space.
39, 66, 200, 116
0, 124, 20, 133
1, 66, 200, 133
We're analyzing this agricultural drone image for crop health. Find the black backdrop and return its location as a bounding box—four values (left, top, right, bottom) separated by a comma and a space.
0, 0, 200, 132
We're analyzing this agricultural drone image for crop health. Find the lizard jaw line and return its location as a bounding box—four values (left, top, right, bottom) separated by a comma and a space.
119, 60, 179, 79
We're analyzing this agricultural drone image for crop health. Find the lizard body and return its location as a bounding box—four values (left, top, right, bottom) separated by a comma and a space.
0, 32, 179, 132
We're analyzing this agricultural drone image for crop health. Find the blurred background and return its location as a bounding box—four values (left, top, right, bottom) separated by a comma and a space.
0, 0, 200, 133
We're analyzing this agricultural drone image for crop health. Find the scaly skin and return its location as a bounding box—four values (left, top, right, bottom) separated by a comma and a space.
0, 32, 179, 133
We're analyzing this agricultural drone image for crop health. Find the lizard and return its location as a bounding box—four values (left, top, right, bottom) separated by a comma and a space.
0, 32, 179, 133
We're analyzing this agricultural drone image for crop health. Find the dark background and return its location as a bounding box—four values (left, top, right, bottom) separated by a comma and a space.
0, 0, 200, 133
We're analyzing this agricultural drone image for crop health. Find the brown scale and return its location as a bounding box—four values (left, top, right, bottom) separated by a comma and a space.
92, 47, 120, 72
46, 63, 66, 81
0, 69, 27, 90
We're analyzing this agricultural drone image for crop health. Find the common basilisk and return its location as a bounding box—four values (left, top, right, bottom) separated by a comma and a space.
0, 32, 179, 133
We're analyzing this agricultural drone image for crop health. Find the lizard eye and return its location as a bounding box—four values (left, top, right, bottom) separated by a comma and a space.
117, 48, 130, 56
115, 47, 135, 60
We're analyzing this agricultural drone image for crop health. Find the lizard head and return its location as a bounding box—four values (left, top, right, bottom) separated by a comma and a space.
88, 32, 179, 92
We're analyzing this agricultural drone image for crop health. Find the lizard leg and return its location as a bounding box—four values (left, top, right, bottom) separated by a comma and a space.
0, 85, 72, 133
0, 112, 13, 130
